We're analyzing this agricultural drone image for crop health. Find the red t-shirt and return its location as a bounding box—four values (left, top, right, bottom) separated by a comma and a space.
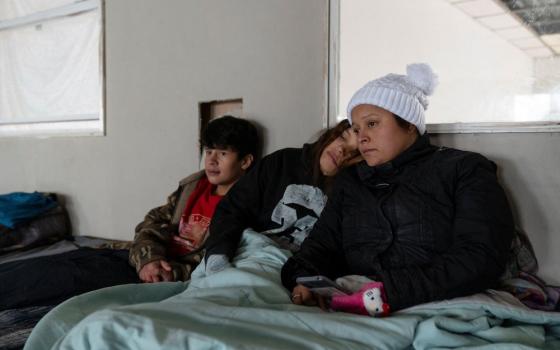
168, 177, 222, 258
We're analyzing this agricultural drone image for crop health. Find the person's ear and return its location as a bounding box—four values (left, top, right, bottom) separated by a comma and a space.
408, 124, 417, 134
240, 154, 254, 170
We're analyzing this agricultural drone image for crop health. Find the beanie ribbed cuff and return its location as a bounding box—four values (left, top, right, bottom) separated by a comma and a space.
347, 86, 426, 135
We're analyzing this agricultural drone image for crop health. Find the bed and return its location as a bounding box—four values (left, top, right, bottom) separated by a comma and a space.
0, 236, 138, 350
24, 230, 560, 350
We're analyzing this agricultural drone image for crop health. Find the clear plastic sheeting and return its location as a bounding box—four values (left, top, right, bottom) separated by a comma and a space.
0, 0, 101, 126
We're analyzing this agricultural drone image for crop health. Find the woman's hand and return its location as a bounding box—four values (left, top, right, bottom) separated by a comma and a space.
291, 284, 328, 310
139, 259, 174, 283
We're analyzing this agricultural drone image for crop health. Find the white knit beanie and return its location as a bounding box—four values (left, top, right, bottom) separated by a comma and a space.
346, 63, 438, 135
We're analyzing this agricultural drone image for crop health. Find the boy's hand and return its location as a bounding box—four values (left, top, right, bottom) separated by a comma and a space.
291, 284, 328, 311
139, 259, 174, 283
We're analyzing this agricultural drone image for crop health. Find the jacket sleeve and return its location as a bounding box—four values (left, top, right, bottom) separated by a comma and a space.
281, 178, 348, 291
128, 186, 182, 272
204, 156, 270, 261
378, 154, 514, 310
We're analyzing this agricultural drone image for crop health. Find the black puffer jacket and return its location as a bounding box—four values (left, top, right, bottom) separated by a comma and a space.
282, 135, 514, 311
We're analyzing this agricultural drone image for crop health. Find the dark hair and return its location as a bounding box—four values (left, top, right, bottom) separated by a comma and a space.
309, 119, 358, 190
393, 114, 420, 135
200, 115, 259, 159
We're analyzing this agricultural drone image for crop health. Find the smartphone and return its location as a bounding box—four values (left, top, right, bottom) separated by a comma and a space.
296, 275, 350, 297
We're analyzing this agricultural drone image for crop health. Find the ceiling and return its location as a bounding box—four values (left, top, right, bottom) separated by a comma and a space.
500, 0, 560, 35
448, 0, 560, 57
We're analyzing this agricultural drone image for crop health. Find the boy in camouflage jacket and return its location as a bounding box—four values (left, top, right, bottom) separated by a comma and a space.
129, 116, 259, 282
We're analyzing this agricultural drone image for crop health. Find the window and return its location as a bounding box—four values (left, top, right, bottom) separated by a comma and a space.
0, 0, 104, 137
330, 0, 560, 133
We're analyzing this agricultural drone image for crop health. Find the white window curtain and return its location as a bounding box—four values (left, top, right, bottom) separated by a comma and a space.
0, 0, 101, 127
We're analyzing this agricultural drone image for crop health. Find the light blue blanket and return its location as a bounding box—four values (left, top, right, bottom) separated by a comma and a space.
25, 230, 560, 350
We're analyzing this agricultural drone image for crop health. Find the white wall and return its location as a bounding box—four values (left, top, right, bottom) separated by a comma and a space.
0, 0, 329, 240
338, 0, 534, 123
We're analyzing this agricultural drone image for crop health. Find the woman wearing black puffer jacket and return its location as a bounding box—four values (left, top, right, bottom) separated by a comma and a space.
282, 63, 514, 316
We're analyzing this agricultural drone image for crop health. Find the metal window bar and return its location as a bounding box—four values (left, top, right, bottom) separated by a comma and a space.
0, 0, 100, 32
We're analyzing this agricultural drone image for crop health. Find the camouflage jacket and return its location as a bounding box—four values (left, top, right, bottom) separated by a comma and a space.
129, 170, 206, 275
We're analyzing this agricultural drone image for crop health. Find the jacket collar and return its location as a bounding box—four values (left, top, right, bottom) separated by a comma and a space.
178, 169, 206, 186
357, 134, 434, 182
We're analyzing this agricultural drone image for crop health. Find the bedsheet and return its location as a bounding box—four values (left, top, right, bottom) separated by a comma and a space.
24, 230, 560, 350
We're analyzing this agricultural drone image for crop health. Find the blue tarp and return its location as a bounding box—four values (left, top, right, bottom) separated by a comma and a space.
0, 192, 57, 229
